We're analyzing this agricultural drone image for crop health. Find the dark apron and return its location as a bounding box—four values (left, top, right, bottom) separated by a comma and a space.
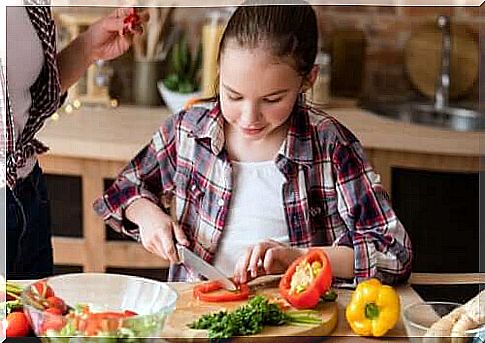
7, 163, 53, 279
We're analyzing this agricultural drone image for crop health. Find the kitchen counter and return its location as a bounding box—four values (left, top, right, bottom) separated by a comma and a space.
161, 281, 421, 342
37, 104, 482, 159
14, 278, 423, 342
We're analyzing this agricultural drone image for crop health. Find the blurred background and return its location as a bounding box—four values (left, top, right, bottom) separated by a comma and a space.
17, 4, 482, 303
51, 5, 481, 111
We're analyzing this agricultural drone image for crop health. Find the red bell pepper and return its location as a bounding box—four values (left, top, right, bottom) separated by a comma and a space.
193, 281, 250, 302
279, 249, 332, 309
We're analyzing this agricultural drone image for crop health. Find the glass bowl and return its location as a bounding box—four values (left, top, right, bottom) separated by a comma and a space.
21, 273, 178, 342
403, 301, 485, 343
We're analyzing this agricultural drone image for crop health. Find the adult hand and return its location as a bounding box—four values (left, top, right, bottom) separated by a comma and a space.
233, 240, 308, 284
125, 198, 189, 263
82, 8, 149, 62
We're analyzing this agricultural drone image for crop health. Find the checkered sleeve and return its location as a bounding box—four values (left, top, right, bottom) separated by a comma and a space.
93, 114, 179, 240
333, 140, 413, 285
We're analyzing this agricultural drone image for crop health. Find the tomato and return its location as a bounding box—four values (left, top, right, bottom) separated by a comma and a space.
6, 312, 31, 337
193, 281, 250, 302
40, 308, 66, 334
46, 296, 67, 314
44, 307, 62, 316
31, 280, 55, 299
122, 9, 141, 35
82, 312, 125, 336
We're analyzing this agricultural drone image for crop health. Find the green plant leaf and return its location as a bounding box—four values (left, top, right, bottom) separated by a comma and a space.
189, 43, 203, 82
163, 73, 180, 91
178, 80, 194, 94
165, 31, 201, 94
179, 35, 188, 76
170, 42, 181, 75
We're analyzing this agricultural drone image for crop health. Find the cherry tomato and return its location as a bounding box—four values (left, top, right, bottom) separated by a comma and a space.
6, 312, 31, 337
83, 312, 124, 336
122, 9, 142, 35
40, 309, 66, 334
46, 296, 67, 314
44, 307, 62, 316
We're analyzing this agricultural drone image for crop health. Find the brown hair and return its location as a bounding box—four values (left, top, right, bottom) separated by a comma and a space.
190, 1, 318, 106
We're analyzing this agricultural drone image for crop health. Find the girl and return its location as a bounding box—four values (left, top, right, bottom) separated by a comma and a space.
94, 3, 412, 286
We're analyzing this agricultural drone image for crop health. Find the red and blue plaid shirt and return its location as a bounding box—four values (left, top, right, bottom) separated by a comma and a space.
94, 102, 412, 285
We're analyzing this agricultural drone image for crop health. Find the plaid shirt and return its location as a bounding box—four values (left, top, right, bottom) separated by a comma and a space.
2, 4, 63, 189
94, 102, 412, 285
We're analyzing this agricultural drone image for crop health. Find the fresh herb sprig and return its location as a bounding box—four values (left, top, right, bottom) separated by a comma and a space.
189, 295, 323, 340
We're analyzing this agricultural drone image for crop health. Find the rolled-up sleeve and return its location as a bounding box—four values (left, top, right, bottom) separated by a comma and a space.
93, 114, 178, 241
332, 140, 413, 285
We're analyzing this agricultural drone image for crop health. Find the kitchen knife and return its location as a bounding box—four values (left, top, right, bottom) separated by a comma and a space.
176, 244, 237, 291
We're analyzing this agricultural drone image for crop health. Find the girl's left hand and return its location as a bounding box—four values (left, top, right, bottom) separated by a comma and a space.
233, 240, 308, 284
82, 8, 149, 62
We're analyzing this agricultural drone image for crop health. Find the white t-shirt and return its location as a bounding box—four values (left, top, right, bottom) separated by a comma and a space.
213, 160, 289, 276
6, 6, 44, 178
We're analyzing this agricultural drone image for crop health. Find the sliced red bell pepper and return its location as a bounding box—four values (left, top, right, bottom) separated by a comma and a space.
193, 281, 250, 302
279, 249, 332, 309
31, 280, 55, 299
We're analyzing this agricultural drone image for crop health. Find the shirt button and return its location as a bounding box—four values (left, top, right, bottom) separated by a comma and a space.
217, 199, 225, 207
191, 184, 197, 191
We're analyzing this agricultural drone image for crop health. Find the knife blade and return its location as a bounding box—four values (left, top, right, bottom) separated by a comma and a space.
176, 244, 237, 291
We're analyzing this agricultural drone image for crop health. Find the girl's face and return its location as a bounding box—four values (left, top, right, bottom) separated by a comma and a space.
219, 43, 308, 142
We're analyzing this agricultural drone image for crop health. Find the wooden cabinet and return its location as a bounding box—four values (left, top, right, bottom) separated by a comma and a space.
38, 106, 171, 277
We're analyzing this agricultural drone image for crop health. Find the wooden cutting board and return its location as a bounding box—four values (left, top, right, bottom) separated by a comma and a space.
160, 279, 338, 342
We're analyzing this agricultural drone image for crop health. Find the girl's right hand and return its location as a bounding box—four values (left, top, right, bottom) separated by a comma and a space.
125, 198, 189, 263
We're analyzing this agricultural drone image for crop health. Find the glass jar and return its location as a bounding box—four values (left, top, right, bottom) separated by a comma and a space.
201, 9, 233, 98
307, 52, 331, 107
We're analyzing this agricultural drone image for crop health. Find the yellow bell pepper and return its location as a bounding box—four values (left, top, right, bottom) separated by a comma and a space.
345, 278, 400, 337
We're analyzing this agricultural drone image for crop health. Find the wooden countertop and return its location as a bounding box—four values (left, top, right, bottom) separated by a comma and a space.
162, 282, 421, 342
37, 104, 482, 162
14, 278, 423, 342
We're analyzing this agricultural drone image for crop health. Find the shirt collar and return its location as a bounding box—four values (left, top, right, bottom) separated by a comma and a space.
190, 101, 314, 165
278, 104, 314, 167
190, 102, 225, 155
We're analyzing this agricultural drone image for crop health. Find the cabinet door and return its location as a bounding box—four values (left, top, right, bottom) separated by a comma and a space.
391, 167, 480, 303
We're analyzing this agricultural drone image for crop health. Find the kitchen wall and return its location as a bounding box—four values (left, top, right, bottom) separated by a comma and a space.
53, 5, 482, 106
314, 5, 482, 105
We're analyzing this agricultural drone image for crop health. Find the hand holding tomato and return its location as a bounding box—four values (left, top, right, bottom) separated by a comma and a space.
81, 8, 148, 63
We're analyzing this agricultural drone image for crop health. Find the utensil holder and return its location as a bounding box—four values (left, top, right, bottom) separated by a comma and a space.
133, 61, 163, 106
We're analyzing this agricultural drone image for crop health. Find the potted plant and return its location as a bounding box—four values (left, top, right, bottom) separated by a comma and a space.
158, 34, 203, 114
